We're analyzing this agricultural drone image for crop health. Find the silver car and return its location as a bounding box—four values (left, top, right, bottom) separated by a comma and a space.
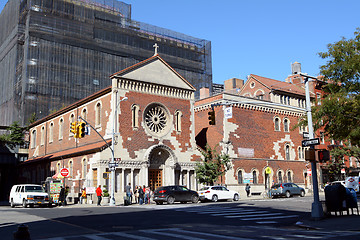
270, 183, 305, 198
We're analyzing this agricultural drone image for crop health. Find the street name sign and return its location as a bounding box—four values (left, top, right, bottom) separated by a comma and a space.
302, 132, 310, 139
302, 138, 320, 147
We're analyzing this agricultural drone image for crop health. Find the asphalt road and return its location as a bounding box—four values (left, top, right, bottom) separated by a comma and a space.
1, 196, 359, 240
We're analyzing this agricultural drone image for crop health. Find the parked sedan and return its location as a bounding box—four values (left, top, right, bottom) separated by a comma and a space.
153, 185, 199, 205
198, 186, 240, 202
270, 183, 305, 198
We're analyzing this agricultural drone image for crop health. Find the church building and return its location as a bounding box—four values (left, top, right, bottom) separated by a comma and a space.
22, 54, 202, 203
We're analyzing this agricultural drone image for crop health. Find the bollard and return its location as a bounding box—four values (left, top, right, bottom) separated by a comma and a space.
13, 224, 31, 240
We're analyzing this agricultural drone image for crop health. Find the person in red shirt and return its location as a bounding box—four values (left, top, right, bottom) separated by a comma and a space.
96, 185, 102, 206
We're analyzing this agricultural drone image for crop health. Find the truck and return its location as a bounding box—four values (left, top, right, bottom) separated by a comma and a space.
42, 177, 63, 205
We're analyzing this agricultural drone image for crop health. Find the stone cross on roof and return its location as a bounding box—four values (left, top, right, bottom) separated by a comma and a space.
153, 43, 159, 55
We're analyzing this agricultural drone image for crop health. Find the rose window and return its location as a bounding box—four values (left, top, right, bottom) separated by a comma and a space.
144, 104, 169, 135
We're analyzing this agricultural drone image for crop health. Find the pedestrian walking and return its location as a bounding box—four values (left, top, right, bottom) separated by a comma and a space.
134, 186, 139, 204
96, 185, 102, 206
125, 183, 133, 205
59, 186, 66, 207
245, 183, 251, 197
138, 186, 144, 205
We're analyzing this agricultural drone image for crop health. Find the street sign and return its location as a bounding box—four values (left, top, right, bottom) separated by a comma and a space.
224, 107, 232, 119
341, 168, 346, 174
302, 132, 310, 139
307, 169, 312, 176
108, 163, 118, 168
60, 168, 70, 177
302, 138, 320, 147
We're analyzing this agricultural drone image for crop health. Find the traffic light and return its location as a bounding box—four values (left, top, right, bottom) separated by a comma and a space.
318, 150, 330, 162
70, 121, 78, 138
208, 110, 215, 125
77, 122, 86, 138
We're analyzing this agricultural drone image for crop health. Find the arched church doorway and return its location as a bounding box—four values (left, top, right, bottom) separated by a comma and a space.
148, 146, 174, 190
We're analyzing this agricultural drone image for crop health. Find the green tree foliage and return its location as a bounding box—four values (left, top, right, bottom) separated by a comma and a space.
313, 28, 360, 176
195, 145, 231, 186
0, 121, 25, 148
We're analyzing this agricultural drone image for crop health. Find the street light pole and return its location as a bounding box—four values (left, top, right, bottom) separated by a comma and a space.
302, 73, 324, 220
109, 94, 127, 206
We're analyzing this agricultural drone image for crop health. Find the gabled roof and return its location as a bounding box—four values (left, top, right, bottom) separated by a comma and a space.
110, 54, 196, 91
250, 74, 306, 96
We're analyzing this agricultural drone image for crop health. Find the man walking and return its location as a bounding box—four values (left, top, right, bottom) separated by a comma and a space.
125, 183, 132, 204
96, 185, 102, 206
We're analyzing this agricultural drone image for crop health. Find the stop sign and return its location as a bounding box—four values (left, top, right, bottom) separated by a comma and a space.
60, 168, 70, 177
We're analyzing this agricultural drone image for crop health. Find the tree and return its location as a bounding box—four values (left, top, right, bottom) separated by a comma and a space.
316, 28, 360, 148
0, 121, 25, 148
312, 28, 360, 176
195, 144, 231, 186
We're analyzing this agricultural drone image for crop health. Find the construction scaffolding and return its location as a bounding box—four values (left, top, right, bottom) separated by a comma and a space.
0, 0, 212, 126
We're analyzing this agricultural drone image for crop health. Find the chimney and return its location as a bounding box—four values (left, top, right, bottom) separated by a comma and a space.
224, 78, 244, 91
199, 87, 210, 99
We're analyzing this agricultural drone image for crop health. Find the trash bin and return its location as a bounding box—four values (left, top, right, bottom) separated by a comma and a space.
324, 184, 347, 216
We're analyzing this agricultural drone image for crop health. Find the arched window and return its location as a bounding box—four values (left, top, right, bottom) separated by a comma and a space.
278, 171, 283, 183
82, 108, 87, 120
95, 103, 101, 126
252, 170, 257, 184
59, 118, 64, 140
175, 110, 182, 132
284, 118, 289, 132
131, 104, 139, 129
69, 160, 73, 178
40, 126, 45, 145
298, 147, 302, 159
285, 145, 290, 160
82, 158, 87, 179
31, 129, 37, 148
49, 122, 54, 143
237, 170, 243, 184
56, 162, 61, 173
274, 117, 280, 131
287, 171, 292, 182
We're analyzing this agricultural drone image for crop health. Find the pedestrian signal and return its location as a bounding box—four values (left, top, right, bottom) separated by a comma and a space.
77, 122, 86, 138
318, 150, 330, 162
208, 110, 215, 125
103, 172, 109, 179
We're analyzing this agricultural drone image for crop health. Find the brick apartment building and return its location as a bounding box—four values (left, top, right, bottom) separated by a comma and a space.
21, 54, 202, 203
194, 68, 330, 196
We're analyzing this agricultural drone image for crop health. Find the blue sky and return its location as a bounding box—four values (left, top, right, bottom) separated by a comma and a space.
1, 0, 359, 84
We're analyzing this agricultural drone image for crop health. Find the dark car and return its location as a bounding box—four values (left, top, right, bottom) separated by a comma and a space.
153, 185, 199, 205
270, 183, 305, 198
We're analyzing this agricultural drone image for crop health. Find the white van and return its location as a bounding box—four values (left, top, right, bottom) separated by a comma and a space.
345, 176, 360, 192
9, 184, 50, 208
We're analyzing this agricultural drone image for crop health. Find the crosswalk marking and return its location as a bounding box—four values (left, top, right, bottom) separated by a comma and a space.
213, 210, 269, 216
240, 214, 299, 221
225, 212, 284, 218
142, 228, 252, 240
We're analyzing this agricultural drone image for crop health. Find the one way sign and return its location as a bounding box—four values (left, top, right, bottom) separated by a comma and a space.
302, 138, 320, 147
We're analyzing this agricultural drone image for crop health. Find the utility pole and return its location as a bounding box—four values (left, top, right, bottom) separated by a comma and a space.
301, 73, 324, 220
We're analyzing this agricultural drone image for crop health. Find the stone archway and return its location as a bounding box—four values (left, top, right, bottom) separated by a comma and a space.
146, 145, 177, 188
